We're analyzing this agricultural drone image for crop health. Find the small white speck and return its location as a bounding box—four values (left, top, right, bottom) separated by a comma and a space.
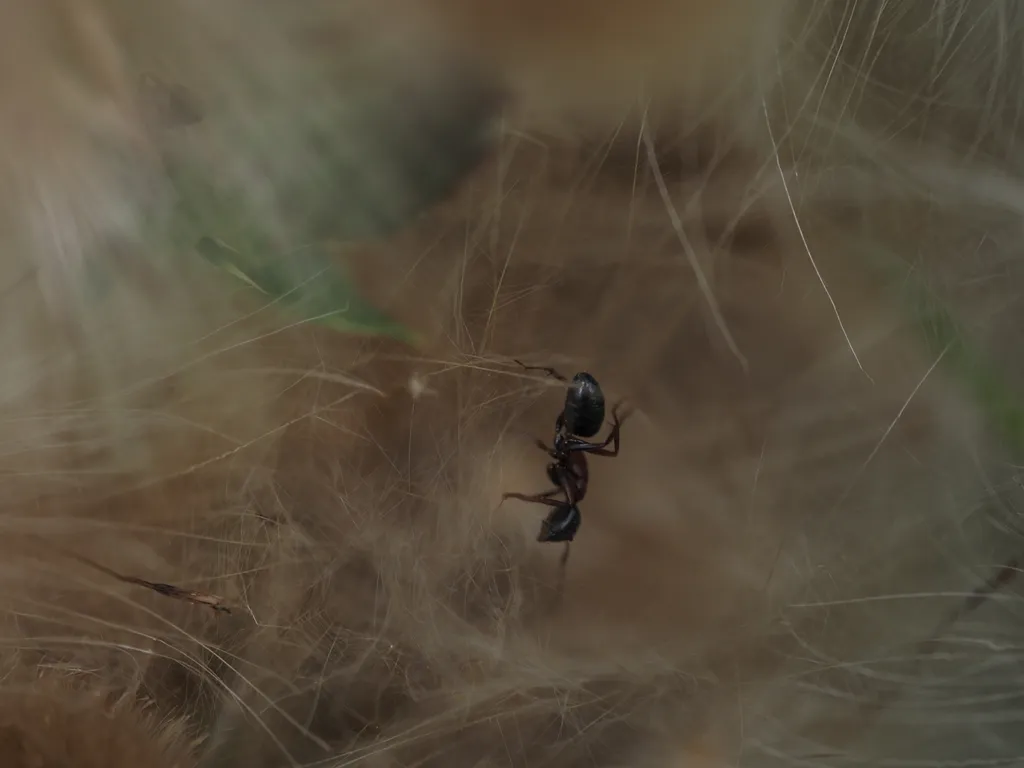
408, 373, 437, 400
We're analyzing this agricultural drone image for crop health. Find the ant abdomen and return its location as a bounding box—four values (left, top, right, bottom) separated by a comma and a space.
538, 505, 581, 543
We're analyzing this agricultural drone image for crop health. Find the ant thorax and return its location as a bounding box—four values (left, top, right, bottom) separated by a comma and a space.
552, 428, 571, 456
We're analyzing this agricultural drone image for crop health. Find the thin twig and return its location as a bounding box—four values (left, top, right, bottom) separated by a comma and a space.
61, 549, 231, 614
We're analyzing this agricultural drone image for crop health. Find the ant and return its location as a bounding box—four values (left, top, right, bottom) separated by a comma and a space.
502, 360, 629, 579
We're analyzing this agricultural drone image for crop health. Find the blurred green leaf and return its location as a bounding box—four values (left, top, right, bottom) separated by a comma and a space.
869, 248, 1024, 461
151, 71, 497, 348
194, 236, 418, 345
159, 143, 418, 346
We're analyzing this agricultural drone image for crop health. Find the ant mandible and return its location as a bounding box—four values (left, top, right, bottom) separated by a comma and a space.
502, 359, 629, 576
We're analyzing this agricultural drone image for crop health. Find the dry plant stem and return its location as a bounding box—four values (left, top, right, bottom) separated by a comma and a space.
58, 548, 232, 614
821, 558, 1023, 753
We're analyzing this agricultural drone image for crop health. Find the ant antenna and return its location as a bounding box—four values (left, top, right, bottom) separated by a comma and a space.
513, 359, 569, 383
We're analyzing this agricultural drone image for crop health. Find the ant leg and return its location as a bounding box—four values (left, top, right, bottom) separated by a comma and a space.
514, 359, 568, 382
564, 402, 631, 457
571, 437, 619, 458
553, 542, 571, 605
501, 491, 564, 509
565, 437, 619, 457
532, 438, 556, 457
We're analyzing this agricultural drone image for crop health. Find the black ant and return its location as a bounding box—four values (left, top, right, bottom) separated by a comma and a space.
503, 360, 629, 579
